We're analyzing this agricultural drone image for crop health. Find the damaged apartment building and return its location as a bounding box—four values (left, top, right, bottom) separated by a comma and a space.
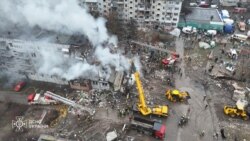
0, 38, 125, 92
81, 0, 182, 28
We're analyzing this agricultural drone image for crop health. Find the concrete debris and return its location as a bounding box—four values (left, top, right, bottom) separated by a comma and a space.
106, 130, 118, 141
232, 90, 246, 101
199, 42, 211, 49
232, 83, 244, 90
169, 28, 181, 37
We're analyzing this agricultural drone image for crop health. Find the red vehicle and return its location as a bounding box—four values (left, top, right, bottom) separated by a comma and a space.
199, 2, 209, 8
130, 116, 166, 139
27, 93, 57, 105
14, 81, 26, 92
162, 53, 179, 66
233, 7, 247, 13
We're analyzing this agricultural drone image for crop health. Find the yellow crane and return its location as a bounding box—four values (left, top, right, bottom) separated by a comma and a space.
134, 72, 168, 117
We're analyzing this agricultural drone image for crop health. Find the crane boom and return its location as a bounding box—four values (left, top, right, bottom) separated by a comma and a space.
130, 40, 175, 54
134, 72, 152, 115
45, 91, 94, 115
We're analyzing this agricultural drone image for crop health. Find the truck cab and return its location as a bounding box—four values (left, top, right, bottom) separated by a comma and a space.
153, 122, 166, 139
27, 93, 57, 105
130, 116, 166, 139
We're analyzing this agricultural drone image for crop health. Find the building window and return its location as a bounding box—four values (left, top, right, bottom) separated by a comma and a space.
125, 4, 127, 7
176, 2, 179, 4
103, 0, 106, 2
130, 7, 132, 9
162, 12, 165, 15
174, 13, 178, 16
173, 18, 177, 21
162, 18, 164, 20
158, 3, 161, 5
157, 9, 160, 11
169, 1, 173, 4
104, 5, 106, 8
156, 14, 160, 17
172, 23, 176, 26
175, 7, 179, 10
135, 0, 137, 2
152, 12, 154, 14
130, 12, 132, 14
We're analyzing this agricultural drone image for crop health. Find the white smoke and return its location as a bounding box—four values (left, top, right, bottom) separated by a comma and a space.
133, 56, 143, 75
0, 0, 112, 46
0, 0, 136, 80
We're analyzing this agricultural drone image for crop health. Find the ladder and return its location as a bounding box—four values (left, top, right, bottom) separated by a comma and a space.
44, 91, 93, 115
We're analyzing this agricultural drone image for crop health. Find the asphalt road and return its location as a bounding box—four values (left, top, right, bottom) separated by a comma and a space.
0, 91, 28, 105
164, 38, 219, 141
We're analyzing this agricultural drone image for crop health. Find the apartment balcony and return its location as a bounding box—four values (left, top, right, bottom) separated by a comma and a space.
137, 3, 151, 11
166, 9, 173, 13
138, 6, 145, 11
116, 1, 124, 4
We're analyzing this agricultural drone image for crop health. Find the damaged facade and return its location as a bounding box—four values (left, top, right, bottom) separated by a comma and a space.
81, 0, 182, 28
0, 38, 125, 91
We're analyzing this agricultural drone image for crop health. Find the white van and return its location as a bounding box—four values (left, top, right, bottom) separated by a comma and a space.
231, 34, 248, 41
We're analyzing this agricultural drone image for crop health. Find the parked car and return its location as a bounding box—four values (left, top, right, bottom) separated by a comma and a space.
247, 19, 250, 25
238, 22, 246, 32
14, 81, 26, 92
189, 3, 198, 7
231, 34, 248, 41
205, 30, 217, 36
182, 26, 197, 34
233, 7, 247, 13
211, 5, 218, 8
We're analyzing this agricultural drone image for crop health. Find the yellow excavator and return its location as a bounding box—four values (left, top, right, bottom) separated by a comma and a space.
224, 99, 250, 120
165, 89, 190, 102
134, 72, 168, 117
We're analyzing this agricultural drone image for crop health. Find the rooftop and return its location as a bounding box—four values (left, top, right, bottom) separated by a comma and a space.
180, 7, 223, 24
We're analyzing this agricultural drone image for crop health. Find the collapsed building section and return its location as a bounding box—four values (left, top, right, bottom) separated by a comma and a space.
0, 38, 125, 91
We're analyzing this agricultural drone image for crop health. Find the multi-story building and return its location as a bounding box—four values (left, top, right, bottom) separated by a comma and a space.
81, 0, 182, 28
0, 38, 125, 91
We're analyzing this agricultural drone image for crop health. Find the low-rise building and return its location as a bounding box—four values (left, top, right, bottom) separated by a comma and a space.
178, 7, 224, 31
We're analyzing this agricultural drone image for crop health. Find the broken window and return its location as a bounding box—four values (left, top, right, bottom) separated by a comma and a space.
92, 81, 98, 85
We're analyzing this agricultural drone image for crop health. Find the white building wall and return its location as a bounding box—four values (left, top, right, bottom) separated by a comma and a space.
82, 0, 182, 27
0, 38, 70, 85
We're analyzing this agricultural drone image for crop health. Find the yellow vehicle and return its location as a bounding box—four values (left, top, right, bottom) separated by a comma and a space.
165, 89, 190, 102
224, 100, 250, 120
134, 72, 168, 117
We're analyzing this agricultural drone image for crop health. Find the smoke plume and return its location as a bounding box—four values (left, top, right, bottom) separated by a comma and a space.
0, 0, 135, 80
